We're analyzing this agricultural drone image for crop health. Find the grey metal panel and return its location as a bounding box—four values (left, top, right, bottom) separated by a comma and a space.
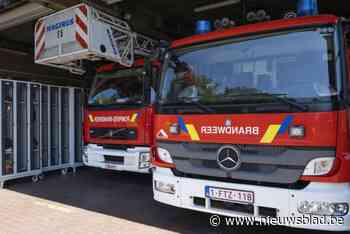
167, 143, 335, 166
68, 88, 75, 165
61, 88, 69, 164
159, 142, 336, 184
41, 86, 49, 168
1, 81, 14, 176
27, 83, 31, 173
30, 84, 41, 171
13, 82, 17, 175
58, 87, 61, 165
47, 87, 51, 166
174, 159, 303, 184
16, 82, 28, 173
0, 81, 2, 176
50, 87, 59, 166
74, 89, 83, 163
39, 85, 42, 171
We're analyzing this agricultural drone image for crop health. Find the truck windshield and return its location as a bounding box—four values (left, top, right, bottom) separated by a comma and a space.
88, 68, 145, 107
159, 27, 341, 114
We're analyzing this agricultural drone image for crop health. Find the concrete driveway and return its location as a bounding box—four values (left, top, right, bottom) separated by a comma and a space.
0, 168, 331, 234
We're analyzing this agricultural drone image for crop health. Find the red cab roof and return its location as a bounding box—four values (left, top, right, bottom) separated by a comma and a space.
172, 15, 339, 49
97, 59, 146, 73
97, 59, 160, 73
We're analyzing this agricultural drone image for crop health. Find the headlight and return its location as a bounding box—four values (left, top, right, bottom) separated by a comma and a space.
157, 148, 173, 164
140, 152, 151, 162
139, 152, 151, 169
154, 180, 176, 194
298, 201, 349, 216
303, 157, 335, 176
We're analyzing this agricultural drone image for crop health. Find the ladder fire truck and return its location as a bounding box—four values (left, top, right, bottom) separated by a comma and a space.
35, 4, 159, 173
152, 14, 350, 232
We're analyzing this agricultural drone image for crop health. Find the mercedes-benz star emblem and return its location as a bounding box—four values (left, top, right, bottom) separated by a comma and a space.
217, 146, 242, 171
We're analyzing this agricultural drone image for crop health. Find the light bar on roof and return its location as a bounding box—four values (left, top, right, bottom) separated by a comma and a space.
194, 0, 241, 13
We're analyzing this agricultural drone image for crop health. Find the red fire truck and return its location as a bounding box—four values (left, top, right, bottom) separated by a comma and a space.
152, 15, 350, 230
83, 59, 158, 173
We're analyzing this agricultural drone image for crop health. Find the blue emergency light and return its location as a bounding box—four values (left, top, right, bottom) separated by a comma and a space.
195, 20, 212, 34
297, 0, 319, 16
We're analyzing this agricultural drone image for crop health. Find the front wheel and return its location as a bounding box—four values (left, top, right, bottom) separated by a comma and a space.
61, 168, 68, 175
38, 174, 45, 180
32, 175, 39, 183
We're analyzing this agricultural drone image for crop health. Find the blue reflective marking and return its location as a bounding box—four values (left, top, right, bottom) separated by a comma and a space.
177, 116, 188, 133
205, 186, 210, 197
278, 115, 294, 134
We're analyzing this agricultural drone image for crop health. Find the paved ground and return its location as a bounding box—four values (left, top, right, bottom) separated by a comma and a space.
0, 168, 334, 234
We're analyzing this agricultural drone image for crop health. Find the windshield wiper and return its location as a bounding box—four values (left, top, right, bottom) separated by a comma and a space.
225, 92, 309, 112
161, 97, 215, 113
178, 97, 216, 113
260, 93, 309, 111
87, 102, 143, 108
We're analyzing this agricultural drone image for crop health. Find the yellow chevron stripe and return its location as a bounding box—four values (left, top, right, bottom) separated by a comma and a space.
186, 124, 200, 141
130, 113, 138, 122
88, 115, 94, 123
260, 125, 281, 144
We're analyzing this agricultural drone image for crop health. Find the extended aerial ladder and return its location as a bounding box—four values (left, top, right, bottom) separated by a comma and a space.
34, 3, 159, 74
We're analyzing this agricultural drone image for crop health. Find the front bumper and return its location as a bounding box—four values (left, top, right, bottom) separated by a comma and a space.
153, 168, 350, 231
83, 144, 151, 173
